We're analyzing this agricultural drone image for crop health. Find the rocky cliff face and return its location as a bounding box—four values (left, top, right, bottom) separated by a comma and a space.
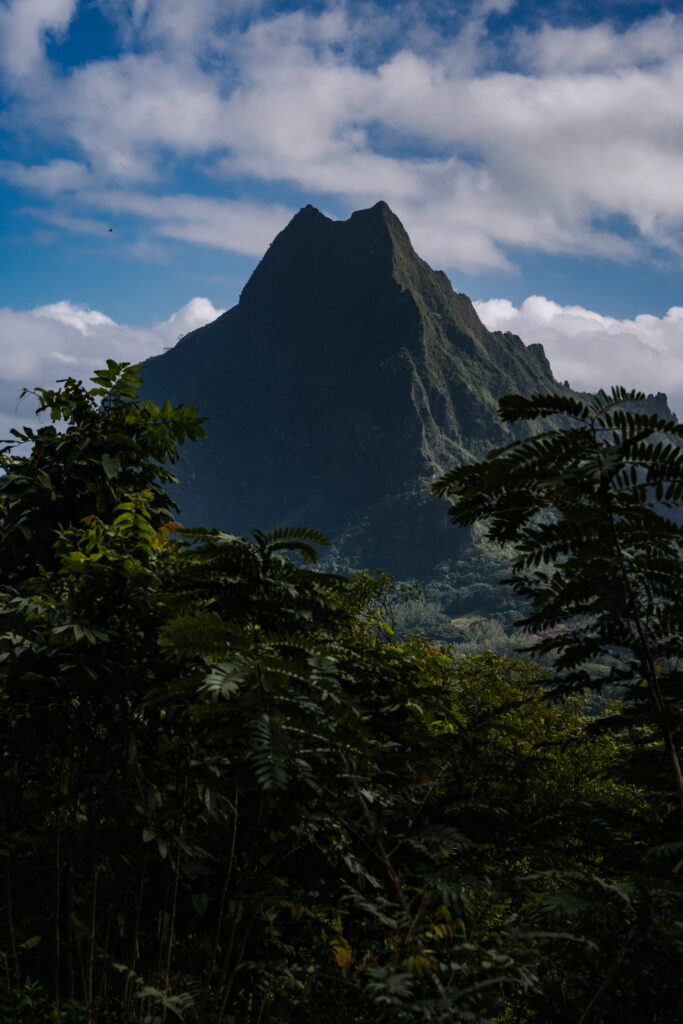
141, 201, 562, 577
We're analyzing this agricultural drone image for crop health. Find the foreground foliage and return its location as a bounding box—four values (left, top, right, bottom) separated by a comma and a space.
434, 387, 683, 807
1, 367, 682, 1022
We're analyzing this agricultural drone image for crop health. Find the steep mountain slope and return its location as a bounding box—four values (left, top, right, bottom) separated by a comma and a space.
141, 202, 563, 578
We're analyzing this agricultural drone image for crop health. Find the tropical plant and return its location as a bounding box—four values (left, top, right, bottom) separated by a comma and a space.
0, 364, 536, 1022
3, 368, 683, 1023
0, 361, 205, 581
434, 386, 683, 1021
433, 387, 683, 806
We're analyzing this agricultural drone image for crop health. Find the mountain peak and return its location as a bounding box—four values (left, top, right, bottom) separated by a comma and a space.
349, 199, 399, 225
238, 200, 409, 311
289, 203, 330, 225
347, 200, 413, 253
142, 200, 563, 577
289, 199, 397, 227
266, 199, 407, 250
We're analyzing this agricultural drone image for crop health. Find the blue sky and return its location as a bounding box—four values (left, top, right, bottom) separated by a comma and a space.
2, 0, 683, 433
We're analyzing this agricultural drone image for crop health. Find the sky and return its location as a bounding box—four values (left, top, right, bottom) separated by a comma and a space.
2, 0, 683, 439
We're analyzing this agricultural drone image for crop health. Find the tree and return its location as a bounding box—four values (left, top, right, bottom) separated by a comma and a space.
0, 363, 540, 1022
0, 360, 205, 581
433, 387, 683, 808
433, 386, 683, 1022
3, 367, 682, 1023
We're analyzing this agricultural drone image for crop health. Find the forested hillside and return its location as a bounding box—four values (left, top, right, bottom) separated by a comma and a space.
1, 363, 682, 1023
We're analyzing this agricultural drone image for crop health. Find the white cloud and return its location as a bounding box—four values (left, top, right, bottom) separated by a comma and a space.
162, 296, 225, 337
85, 191, 296, 255
50, 53, 228, 181
4, 3, 683, 273
22, 205, 112, 236
474, 295, 683, 418
0, 296, 224, 440
0, 0, 78, 82
0, 158, 92, 193
123, 0, 222, 50
99, 0, 262, 53
33, 300, 116, 333
515, 12, 683, 74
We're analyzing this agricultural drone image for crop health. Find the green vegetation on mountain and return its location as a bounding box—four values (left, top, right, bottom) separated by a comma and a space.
2, 364, 683, 1022
140, 202, 562, 584
140, 202, 676, 646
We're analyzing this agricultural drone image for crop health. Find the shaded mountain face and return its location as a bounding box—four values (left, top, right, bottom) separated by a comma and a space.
141, 201, 561, 577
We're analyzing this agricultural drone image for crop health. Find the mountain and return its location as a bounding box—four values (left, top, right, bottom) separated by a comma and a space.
139, 202, 572, 580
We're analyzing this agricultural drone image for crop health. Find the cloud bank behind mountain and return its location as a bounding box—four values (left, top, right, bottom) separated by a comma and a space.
0, 290, 679, 452
0, 296, 224, 439
475, 296, 683, 417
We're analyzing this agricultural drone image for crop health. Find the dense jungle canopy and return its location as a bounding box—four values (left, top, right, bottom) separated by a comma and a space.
1, 363, 682, 1023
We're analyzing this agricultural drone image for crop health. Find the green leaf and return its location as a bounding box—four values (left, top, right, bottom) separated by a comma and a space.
102, 453, 120, 479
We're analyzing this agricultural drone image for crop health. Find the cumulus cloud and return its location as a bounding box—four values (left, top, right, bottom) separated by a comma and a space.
33, 300, 117, 334
0, 296, 224, 440
4, 2, 683, 272
474, 295, 683, 418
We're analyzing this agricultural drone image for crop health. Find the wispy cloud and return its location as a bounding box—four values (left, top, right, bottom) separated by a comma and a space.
0, 158, 92, 193
22, 205, 111, 236
85, 191, 296, 255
